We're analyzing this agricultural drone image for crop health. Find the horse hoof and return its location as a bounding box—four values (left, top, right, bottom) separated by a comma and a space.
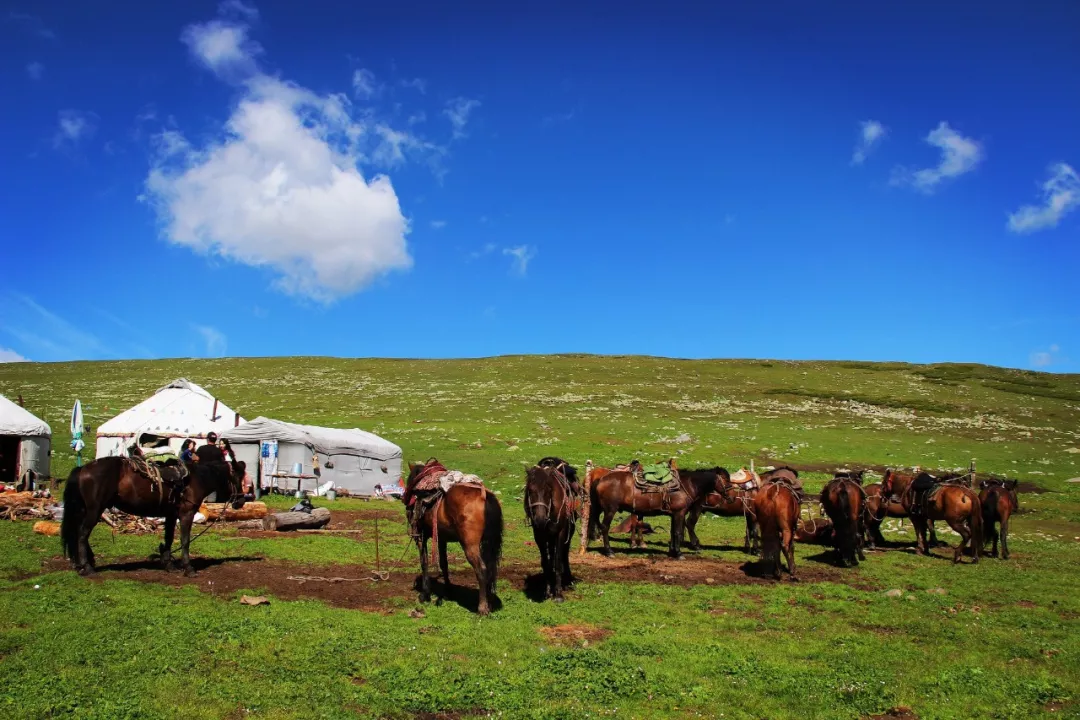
478, 605, 491, 617
77, 566, 97, 577
603, 551, 615, 558
552, 595, 565, 604
418, 593, 431, 604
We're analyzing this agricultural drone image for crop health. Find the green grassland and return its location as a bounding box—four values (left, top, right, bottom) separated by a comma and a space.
1, 356, 1079, 720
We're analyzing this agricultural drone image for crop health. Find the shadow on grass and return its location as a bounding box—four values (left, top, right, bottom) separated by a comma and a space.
98, 556, 260, 573
522, 572, 578, 603
412, 576, 504, 615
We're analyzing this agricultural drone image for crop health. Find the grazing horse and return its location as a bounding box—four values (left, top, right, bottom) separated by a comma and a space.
403, 461, 504, 615
524, 460, 579, 602
587, 461, 724, 558
979, 479, 1018, 559
61, 453, 242, 576
753, 481, 800, 579
819, 473, 866, 567
886, 471, 982, 564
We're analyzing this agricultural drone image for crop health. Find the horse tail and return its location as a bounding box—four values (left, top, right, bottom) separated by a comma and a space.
61, 467, 84, 560
837, 484, 854, 560
968, 491, 983, 560
482, 492, 503, 589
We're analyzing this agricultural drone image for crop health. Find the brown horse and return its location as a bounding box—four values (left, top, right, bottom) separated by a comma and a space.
403, 461, 504, 615
586, 460, 723, 558
752, 481, 800, 579
979, 479, 1018, 559
876, 470, 941, 548
684, 475, 759, 554
524, 459, 579, 602
819, 473, 866, 567
886, 471, 982, 563
61, 453, 242, 576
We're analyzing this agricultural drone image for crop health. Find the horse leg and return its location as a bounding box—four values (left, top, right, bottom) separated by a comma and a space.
560, 530, 574, 588
783, 525, 797, 580
551, 531, 565, 603
417, 534, 432, 604
600, 508, 616, 557
911, 517, 928, 555
685, 506, 702, 551
856, 514, 867, 562
465, 544, 491, 616
159, 510, 177, 570
952, 520, 970, 564
178, 512, 198, 576
669, 512, 685, 559
929, 521, 941, 547
76, 505, 100, 576
538, 535, 553, 598
988, 519, 999, 558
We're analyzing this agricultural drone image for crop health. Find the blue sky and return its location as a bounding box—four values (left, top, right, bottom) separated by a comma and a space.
1, 1, 1077, 371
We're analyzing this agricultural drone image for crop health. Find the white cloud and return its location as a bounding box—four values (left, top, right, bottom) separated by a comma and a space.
143, 9, 417, 302
400, 77, 426, 94
1030, 344, 1062, 369
218, 0, 259, 21
430, 220, 447, 229
0, 293, 107, 361
0, 347, 28, 363
194, 324, 227, 356
53, 110, 97, 149
352, 68, 378, 98
851, 120, 885, 165
503, 245, 536, 275
407, 111, 426, 126
1007, 163, 1080, 234
181, 18, 261, 79
444, 97, 480, 139
891, 122, 983, 192
8, 12, 56, 40
26, 62, 43, 80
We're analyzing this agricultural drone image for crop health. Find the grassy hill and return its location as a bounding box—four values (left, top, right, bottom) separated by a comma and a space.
1, 356, 1078, 719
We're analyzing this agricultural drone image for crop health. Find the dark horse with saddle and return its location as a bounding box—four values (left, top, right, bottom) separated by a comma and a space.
61, 444, 247, 576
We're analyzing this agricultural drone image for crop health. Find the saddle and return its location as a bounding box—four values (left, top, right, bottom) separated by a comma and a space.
405, 460, 486, 538
632, 462, 681, 494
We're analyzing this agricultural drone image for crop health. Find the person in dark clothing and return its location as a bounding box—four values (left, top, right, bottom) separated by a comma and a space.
195, 431, 225, 464
179, 439, 196, 465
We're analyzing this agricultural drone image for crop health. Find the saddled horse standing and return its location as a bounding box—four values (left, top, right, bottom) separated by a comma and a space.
819, 471, 867, 567
886, 471, 982, 564
752, 479, 801, 580
402, 460, 504, 615
873, 470, 940, 549
979, 479, 1018, 559
587, 460, 722, 558
524, 458, 579, 602
61, 450, 243, 576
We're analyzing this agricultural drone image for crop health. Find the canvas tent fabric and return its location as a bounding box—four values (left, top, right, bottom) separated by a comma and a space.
0, 394, 51, 484
220, 417, 402, 497
0, 394, 51, 437
96, 379, 245, 458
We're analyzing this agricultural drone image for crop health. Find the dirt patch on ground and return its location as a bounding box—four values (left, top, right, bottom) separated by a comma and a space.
864, 708, 918, 720
1015, 481, 1049, 494
538, 624, 612, 647
34, 543, 878, 613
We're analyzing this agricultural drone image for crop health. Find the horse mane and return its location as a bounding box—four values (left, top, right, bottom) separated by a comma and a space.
536, 456, 578, 484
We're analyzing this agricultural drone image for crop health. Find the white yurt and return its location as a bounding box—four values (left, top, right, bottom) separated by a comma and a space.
96, 379, 245, 458
0, 394, 51, 485
220, 417, 402, 497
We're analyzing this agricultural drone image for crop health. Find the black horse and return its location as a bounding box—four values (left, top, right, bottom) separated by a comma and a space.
61, 450, 242, 576
524, 458, 579, 602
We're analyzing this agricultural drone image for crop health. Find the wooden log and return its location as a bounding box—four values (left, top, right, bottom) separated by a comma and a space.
262, 507, 332, 531
33, 520, 61, 536
198, 501, 269, 521
0, 492, 34, 508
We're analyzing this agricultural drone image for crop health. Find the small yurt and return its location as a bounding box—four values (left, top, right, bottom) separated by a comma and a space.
220, 417, 402, 497
96, 379, 244, 458
0, 394, 51, 486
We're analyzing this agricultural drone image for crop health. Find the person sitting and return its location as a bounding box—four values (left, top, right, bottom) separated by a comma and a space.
179, 439, 196, 465
195, 432, 225, 464
909, 472, 937, 517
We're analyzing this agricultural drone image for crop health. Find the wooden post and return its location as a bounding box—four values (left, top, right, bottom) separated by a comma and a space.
970, 459, 976, 486
750, 458, 755, 474
578, 459, 593, 555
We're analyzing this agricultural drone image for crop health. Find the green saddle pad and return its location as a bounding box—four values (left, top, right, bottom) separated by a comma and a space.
641, 463, 673, 484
